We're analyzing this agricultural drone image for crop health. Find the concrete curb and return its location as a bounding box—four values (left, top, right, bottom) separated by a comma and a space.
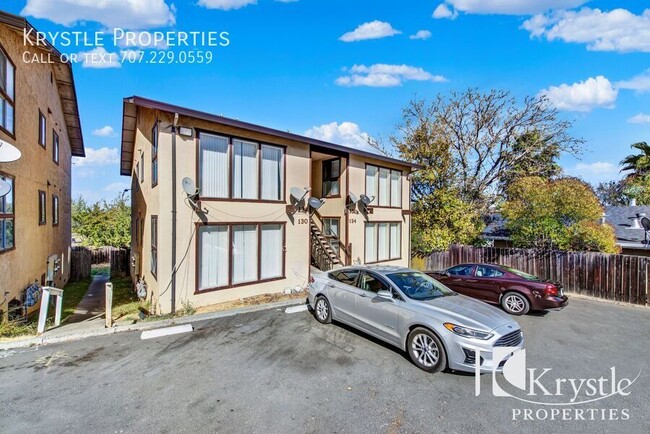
0, 298, 306, 351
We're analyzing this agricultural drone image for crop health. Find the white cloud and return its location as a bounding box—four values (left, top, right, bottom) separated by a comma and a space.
72, 147, 120, 167
616, 69, 650, 92
336, 64, 447, 88
198, 0, 257, 10
522, 8, 650, 53
22, 0, 175, 29
409, 30, 432, 40
433, 4, 458, 19
339, 21, 401, 42
304, 122, 377, 153
538, 76, 618, 112
442, 0, 588, 15
567, 161, 622, 183
628, 113, 650, 124
92, 126, 116, 137
77, 47, 121, 69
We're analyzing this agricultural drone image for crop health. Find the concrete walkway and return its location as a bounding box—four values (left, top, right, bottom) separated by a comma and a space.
66, 274, 108, 323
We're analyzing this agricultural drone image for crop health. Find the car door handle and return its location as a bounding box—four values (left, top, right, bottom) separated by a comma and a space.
357, 293, 369, 298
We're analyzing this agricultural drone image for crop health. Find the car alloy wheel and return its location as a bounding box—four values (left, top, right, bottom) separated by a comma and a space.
502, 292, 530, 315
412, 333, 439, 367
407, 327, 447, 373
314, 296, 332, 324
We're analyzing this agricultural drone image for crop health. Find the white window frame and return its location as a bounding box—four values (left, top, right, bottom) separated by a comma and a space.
365, 222, 401, 264
365, 164, 402, 208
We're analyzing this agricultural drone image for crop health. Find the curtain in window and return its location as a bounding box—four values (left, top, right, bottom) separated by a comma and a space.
199, 226, 229, 290
233, 140, 258, 199
6, 59, 13, 100
261, 145, 283, 200
261, 224, 283, 279
378, 223, 389, 261
365, 223, 377, 263
365, 165, 377, 205
232, 225, 258, 284
378, 168, 389, 206
390, 223, 401, 259
390, 170, 401, 207
200, 134, 229, 198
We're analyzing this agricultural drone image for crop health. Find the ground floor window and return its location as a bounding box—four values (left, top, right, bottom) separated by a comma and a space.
198, 223, 285, 292
365, 222, 401, 264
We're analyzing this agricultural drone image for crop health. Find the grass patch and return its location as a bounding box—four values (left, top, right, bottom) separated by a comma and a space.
91, 264, 110, 276
0, 277, 91, 340
111, 276, 147, 322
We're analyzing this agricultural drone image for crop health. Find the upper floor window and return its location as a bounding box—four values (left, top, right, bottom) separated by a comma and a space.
38, 111, 46, 147
52, 195, 59, 226
365, 164, 402, 208
198, 132, 285, 202
0, 173, 14, 252
233, 139, 258, 199
151, 122, 158, 187
38, 190, 46, 225
52, 131, 59, 164
322, 158, 340, 197
0, 46, 15, 136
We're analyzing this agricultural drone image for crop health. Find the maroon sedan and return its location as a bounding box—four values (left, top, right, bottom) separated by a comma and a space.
428, 263, 568, 315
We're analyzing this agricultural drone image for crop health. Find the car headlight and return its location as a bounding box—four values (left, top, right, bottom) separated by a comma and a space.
443, 323, 493, 340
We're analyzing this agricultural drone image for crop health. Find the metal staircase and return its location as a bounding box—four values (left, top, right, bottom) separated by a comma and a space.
310, 222, 342, 271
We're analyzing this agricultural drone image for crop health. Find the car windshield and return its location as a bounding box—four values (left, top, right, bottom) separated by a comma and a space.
387, 271, 456, 301
503, 266, 540, 281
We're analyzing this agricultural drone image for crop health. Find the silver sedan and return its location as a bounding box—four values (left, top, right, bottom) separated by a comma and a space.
308, 265, 524, 373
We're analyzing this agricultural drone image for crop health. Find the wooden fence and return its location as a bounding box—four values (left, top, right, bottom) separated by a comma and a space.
70, 246, 131, 281
422, 245, 649, 306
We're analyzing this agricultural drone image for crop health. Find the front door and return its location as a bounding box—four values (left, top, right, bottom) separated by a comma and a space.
355, 271, 401, 345
441, 264, 476, 296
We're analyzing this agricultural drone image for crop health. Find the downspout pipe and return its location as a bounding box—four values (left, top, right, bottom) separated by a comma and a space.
171, 113, 179, 314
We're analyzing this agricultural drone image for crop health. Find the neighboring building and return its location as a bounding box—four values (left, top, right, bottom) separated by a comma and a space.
120, 96, 418, 314
0, 12, 85, 320
481, 207, 650, 256
604, 206, 650, 256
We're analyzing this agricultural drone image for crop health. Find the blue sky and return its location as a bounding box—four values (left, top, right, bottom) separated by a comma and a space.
3, 0, 649, 202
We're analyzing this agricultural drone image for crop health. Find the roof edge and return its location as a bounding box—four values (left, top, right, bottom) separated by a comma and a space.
120, 95, 421, 176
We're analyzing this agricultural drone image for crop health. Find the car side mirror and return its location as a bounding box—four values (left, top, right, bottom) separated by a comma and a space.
377, 290, 393, 300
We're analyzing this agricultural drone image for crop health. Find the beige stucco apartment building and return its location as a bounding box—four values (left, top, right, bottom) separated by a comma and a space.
0, 12, 85, 320
120, 96, 417, 314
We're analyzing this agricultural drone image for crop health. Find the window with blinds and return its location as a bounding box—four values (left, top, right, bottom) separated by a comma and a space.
365, 164, 402, 208
199, 133, 284, 201
365, 222, 401, 264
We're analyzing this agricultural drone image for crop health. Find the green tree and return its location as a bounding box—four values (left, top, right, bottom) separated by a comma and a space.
72, 195, 131, 247
390, 90, 582, 211
620, 142, 650, 177
502, 177, 618, 253
594, 180, 627, 206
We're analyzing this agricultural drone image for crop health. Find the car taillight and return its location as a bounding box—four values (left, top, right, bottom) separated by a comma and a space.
309, 276, 315, 284
544, 284, 558, 297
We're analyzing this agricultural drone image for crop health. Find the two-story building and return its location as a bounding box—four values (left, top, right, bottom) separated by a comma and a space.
0, 11, 85, 321
120, 96, 417, 314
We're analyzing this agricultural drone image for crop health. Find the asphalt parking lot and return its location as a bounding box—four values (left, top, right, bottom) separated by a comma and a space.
0, 296, 648, 433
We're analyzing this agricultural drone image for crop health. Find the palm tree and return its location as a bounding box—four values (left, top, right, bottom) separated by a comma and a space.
621, 142, 650, 177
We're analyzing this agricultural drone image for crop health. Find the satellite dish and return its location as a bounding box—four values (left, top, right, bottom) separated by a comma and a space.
182, 177, 198, 197
360, 194, 374, 206
290, 187, 310, 204
0, 179, 11, 197
348, 192, 358, 204
642, 217, 650, 231
308, 197, 324, 210
0, 139, 21, 163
